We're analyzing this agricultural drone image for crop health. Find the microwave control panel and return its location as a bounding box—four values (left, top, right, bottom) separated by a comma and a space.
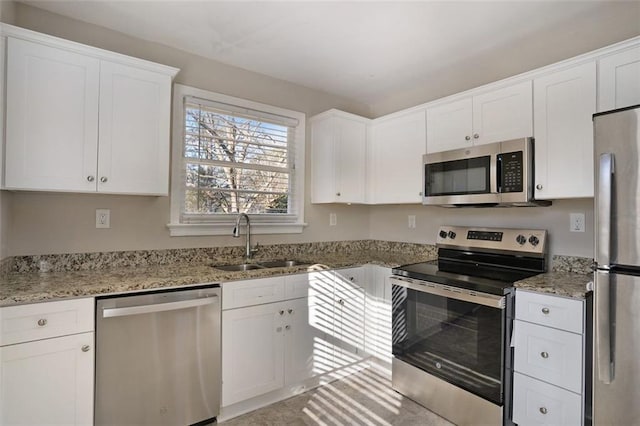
498, 151, 523, 193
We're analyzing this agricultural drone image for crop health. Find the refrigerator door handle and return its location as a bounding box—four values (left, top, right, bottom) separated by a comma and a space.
596, 270, 614, 384
597, 153, 614, 267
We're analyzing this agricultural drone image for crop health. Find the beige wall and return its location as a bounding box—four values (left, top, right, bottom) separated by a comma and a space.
369, 199, 594, 259
6, 3, 372, 256
0, 3, 608, 259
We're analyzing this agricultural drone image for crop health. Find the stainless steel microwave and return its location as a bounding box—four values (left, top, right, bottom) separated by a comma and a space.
422, 138, 550, 207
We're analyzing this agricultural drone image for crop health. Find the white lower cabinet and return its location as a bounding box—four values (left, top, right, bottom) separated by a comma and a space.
0, 298, 95, 426
513, 290, 586, 426
0, 332, 94, 426
221, 268, 366, 413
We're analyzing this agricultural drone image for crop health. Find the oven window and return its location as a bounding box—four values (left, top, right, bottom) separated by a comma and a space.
392, 285, 503, 404
425, 156, 491, 196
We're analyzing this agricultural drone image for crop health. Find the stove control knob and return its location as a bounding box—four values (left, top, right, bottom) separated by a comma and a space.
439, 230, 448, 239
516, 234, 527, 245
529, 235, 540, 246
448, 231, 457, 239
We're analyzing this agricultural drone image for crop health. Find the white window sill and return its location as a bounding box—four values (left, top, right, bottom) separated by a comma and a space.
167, 222, 307, 237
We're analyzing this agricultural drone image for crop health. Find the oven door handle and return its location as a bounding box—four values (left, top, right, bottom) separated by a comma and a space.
390, 277, 505, 309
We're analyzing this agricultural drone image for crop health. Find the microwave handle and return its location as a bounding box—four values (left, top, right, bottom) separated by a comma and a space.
496, 154, 503, 193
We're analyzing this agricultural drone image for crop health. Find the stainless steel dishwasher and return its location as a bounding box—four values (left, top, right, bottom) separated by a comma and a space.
95, 285, 221, 426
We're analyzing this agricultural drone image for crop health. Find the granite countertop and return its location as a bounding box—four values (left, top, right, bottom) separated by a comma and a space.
514, 271, 593, 299
0, 250, 432, 306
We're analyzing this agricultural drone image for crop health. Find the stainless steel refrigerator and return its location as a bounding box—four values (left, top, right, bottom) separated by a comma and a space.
593, 104, 640, 425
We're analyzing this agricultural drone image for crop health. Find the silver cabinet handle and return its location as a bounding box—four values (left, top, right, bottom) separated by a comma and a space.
465, 135, 471, 141
336, 192, 341, 196
81, 345, 90, 352
87, 175, 95, 182
285, 325, 291, 330
100, 176, 108, 183
473, 133, 479, 139
541, 307, 550, 314
539, 407, 548, 415
37, 318, 47, 327
338, 299, 345, 305
287, 309, 293, 314
536, 184, 543, 190
103, 296, 217, 318
540, 351, 549, 359
419, 192, 423, 196
279, 310, 285, 316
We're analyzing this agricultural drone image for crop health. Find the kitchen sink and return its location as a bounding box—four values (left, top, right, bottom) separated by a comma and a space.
214, 263, 265, 271
213, 259, 307, 271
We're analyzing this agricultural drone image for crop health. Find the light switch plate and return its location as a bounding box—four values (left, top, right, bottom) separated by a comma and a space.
96, 209, 111, 229
329, 213, 337, 226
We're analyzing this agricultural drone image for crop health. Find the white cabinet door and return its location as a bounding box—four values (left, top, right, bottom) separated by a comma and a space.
533, 62, 596, 199
0, 332, 94, 426
98, 61, 172, 195
310, 111, 367, 204
369, 110, 426, 203
221, 303, 285, 406
4, 37, 99, 192
336, 117, 367, 203
472, 80, 532, 145
426, 98, 472, 153
333, 268, 365, 368
598, 46, 640, 111
284, 297, 332, 385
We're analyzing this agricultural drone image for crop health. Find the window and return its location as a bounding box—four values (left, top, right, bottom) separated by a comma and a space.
168, 85, 306, 236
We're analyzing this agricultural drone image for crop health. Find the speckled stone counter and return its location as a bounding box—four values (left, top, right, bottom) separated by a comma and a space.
0, 248, 434, 306
514, 271, 592, 299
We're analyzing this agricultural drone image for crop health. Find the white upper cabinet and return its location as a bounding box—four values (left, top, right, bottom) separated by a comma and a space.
368, 109, 426, 204
310, 110, 368, 204
598, 45, 640, 112
2, 25, 179, 195
5, 37, 100, 192
426, 81, 532, 153
98, 61, 171, 194
533, 62, 596, 199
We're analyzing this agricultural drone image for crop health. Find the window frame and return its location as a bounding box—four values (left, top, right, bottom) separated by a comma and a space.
168, 84, 306, 236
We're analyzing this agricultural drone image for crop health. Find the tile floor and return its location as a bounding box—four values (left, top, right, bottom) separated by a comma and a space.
220, 362, 455, 426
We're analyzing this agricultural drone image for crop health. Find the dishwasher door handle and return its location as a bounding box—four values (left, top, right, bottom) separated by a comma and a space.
102, 296, 218, 318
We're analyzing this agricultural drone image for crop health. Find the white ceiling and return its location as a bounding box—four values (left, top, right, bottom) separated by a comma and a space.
17, 1, 640, 107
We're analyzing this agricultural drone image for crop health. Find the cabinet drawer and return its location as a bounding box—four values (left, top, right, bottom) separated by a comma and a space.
334, 267, 364, 299
514, 320, 582, 393
0, 298, 94, 346
222, 276, 285, 310
284, 273, 312, 300
513, 372, 582, 426
516, 290, 584, 333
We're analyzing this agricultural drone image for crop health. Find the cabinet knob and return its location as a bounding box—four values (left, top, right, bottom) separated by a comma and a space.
37, 318, 47, 327
279, 310, 285, 316
276, 327, 282, 333
419, 192, 423, 196
87, 175, 95, 182
541, 307, 550, 315
539, 407, 548, 415
100, 176, 108, 183
349, 276, 355, 282
81, 345, 91, 352
465, 135, 471, 141
285, 325, 291, 330
473, 133, 479, 139
536, 184, 543, 190
540, 351, 549, 359
336, 192, 341, 196
338, 299, 345, 305
287, 309, 293, 314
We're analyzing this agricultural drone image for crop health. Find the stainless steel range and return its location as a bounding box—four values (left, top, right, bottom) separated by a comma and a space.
391, 226, 547, 426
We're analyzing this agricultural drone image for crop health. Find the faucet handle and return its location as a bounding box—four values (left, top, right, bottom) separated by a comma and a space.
250, 242, 260, 255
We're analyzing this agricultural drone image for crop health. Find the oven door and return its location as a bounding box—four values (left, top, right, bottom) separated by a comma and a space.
423, 142, 500, 206
391, 277, 506, 405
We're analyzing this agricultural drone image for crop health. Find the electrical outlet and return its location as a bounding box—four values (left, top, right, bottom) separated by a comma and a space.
96, 209, 111, 229
329, 213, 337, 226
408, 215, 416, 229
570, 212, 585, 232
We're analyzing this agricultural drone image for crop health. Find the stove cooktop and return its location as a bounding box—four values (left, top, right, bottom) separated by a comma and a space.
391, 261, 539, 296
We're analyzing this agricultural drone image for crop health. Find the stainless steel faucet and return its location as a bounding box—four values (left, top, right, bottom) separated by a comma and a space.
233, 213, 256, 260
